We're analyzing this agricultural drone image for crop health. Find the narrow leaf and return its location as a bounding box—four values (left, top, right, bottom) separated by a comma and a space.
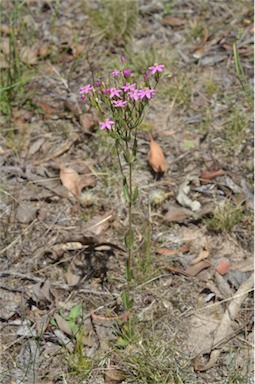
132, 186, 139, 202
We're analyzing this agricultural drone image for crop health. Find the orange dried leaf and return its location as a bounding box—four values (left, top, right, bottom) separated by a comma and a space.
215, 259, 230, 276
200, 169, 225, 180
148, 134, 167, 174
156, 243, 191, 256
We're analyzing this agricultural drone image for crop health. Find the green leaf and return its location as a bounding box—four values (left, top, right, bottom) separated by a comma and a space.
69, 303, 82, 320
121, 290, 134, 309
132, 186, 139, 202
123, 151, 131, 164
124, 229, 134, 249
123, 177, 130, 202
132, 137, 137, 158
125, 265, 134, 283
121, 290, 128, 308
69, 320, 79, 336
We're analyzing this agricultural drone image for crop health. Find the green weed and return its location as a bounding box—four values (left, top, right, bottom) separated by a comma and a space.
222, 109, 250, 148
84, 0, 139, 47
135, 220, 159, 284
233, 37, 254, 108
0, 1, 33, 115
118, 335, 187, 383
205, 199, 245, 233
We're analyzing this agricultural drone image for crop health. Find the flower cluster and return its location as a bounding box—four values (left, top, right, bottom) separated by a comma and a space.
79, 60, 164, 131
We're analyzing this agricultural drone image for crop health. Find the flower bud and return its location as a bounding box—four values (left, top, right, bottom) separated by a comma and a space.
123, 69, 131, 78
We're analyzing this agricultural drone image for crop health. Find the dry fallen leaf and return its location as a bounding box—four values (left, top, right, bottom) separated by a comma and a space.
215, 259, 230, 276
162, 15, 186, 27
191, 250, 209, 265
105, 362, 126, 384
156, 242, 191, 256
20, 45, 38, 65
60, 165, 81, 198
83, 212, 114, 236
79, 114, 97, 132
148, 134, 167, 175
163, 205, 194, 223
59, 164, 81, 199
200, 169, 225, 181
176, 178, 201, 212
185, 260, 211, 277
54, 313, 73, 337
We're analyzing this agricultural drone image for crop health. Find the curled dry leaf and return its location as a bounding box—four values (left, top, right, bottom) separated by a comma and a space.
148, 134, 167, 175
176, 178, 201, 212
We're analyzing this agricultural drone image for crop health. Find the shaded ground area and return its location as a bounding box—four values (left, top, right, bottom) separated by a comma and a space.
0, 1, 254, 383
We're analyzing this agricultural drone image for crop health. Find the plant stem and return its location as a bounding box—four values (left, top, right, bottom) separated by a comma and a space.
127, 158, 132, 287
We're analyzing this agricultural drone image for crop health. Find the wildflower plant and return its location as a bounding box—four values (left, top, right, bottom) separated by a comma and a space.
79, 58, 164, 305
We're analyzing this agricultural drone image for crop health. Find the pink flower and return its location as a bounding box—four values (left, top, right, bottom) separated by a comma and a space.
102, 88, 110, 95
122, 83, 136, 92
144, 70, 150, 80
110, 87, 123, 99
121, 56, 126, 63
79, 84, 94, 95
95, 80, 101, 87
112, 69, 120, 77
123, 69, 132, 78
99, 118, 115, 131
128, 89, 140, 101
148, 64, 165, 74
113, 100, 127, 107
138, 88, 155, 100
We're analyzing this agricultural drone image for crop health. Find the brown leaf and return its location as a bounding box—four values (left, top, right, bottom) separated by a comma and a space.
185, 261, 210, 277
190, 250, 209, 265
148, 134, 167, 174
54, 313, 73, 336
105, 362, 125, 384
156, 242, 191, 256
16, 203, 38, 224
163, 205, 194, 223
38, 43, 50, 58
200, 169, 225, 181
83, 212, 114, 236
66, 257, 82, 286
79, 114, 97, 132
20, 45, 38, 65
162, 15, 186, 27
59, 164, 81, 199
